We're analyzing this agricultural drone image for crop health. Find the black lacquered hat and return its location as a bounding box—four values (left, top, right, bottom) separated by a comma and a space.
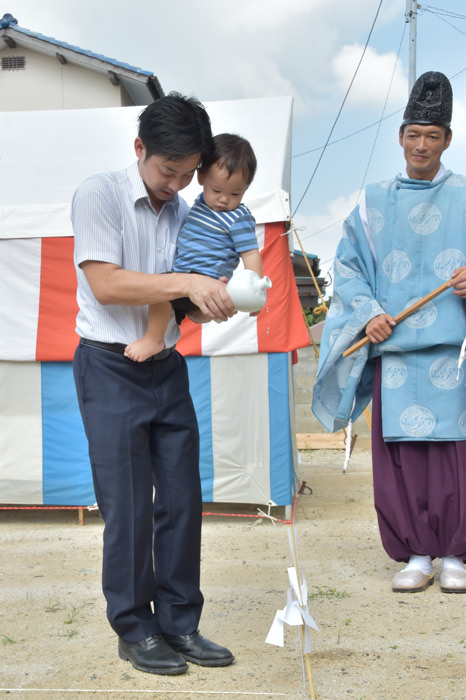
402, 71, 452, 127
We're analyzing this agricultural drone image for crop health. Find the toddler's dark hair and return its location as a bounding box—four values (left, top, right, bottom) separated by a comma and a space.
201, 133, 257, 186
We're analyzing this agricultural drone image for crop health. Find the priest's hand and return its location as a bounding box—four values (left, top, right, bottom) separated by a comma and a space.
450, 267, 466, 298
365, 314, 396, 344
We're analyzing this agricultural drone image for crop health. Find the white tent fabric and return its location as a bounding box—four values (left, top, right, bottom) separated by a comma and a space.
0, 96, 292, 238
0, 96, 308, 507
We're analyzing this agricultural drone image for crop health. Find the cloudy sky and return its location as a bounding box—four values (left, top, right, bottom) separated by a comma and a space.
4, 0, 465, 290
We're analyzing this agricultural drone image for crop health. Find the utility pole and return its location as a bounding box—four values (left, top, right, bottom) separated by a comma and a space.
405, 0, 419, 92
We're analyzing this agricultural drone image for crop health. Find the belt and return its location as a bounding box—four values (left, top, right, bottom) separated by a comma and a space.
80, 338, 174, 361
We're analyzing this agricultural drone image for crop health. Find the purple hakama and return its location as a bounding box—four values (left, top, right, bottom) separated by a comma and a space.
371, 359, 466, 563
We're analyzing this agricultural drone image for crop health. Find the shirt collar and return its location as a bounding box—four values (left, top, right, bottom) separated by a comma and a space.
400, 162, 447, 183
127, 161, 180, 213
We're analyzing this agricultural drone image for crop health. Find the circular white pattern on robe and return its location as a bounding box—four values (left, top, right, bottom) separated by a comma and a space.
346, 298, 380, 328
335, 257, 358, 279
367, 208, 384, 236
433, 249, 466, 280
349, 296, 372, 324
327, 294, 343, 318
400, 406, 436, 437
458, 410, 466, 437
408, 202, 441, 235
351, 295, 372, 311
404, 299, 437, 329
429, 357, 463, 390
382, 250, 411, 283
382, 356, 408, 389
329, 328, 341, 347
343, 217, 357, 244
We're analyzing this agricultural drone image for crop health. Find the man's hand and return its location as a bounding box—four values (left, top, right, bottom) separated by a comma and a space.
186, 274, 236, 322
80, 262, 236, 321
450, 267, 466, 298
365, 313, 396, 343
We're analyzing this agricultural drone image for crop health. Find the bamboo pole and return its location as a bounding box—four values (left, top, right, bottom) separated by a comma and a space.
293, 224, 328, 315
302, 307, 320, 360
289, 525, 317, 699
343, 280, 451, 358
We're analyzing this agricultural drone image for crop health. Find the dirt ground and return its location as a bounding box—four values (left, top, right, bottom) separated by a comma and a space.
1, 440, 466, 700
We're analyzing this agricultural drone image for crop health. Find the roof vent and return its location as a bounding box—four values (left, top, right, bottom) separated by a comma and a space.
2, 56, 26, 70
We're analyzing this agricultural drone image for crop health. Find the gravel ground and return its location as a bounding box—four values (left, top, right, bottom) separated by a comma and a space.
1, 440, 465, 700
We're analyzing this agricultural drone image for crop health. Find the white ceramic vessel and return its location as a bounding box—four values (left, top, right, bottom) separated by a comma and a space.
226, 269, 272, 313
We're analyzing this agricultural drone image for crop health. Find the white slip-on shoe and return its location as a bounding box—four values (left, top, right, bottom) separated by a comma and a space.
392, 569, 434, 593
440, 568, 466, 593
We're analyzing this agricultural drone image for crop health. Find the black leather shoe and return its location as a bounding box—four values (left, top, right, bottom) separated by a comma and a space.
118, 634, 188, 675
162, 629, 234, 667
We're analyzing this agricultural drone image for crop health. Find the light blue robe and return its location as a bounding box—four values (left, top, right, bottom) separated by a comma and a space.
312, 170, 466, 441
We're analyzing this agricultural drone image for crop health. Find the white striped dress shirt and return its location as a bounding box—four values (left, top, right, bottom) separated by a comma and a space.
72, 161, 189, 346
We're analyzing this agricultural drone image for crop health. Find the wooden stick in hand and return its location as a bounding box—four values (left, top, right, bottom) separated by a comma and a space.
342, 280, 451, 357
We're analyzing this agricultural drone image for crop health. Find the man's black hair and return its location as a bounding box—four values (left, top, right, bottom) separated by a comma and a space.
201, 133, 257, 186
138, 92, 213, 163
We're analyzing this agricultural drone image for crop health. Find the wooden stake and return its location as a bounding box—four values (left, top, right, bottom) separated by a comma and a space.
343, 280, 451, 357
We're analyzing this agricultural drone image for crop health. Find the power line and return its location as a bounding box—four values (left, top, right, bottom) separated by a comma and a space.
291, 2, 465, 168
292, 109, 402, 159
293, 66, 466, 160
355, 18, 407, 205
291, 0, 384, 217
421, 4, 466, 36
421, 4, 466, 21
293, 1, 465, 289
299, 218, 345, 242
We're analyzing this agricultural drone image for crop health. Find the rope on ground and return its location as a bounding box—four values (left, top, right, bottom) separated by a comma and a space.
202, 480, 308, 525
0, 690, 291, 696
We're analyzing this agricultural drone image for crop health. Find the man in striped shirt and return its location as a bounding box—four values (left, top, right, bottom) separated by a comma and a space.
72, 94, 235, 676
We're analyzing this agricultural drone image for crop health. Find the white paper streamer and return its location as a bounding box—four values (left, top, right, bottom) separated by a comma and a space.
266, 566, 319, 653
457, 336, 466, 380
